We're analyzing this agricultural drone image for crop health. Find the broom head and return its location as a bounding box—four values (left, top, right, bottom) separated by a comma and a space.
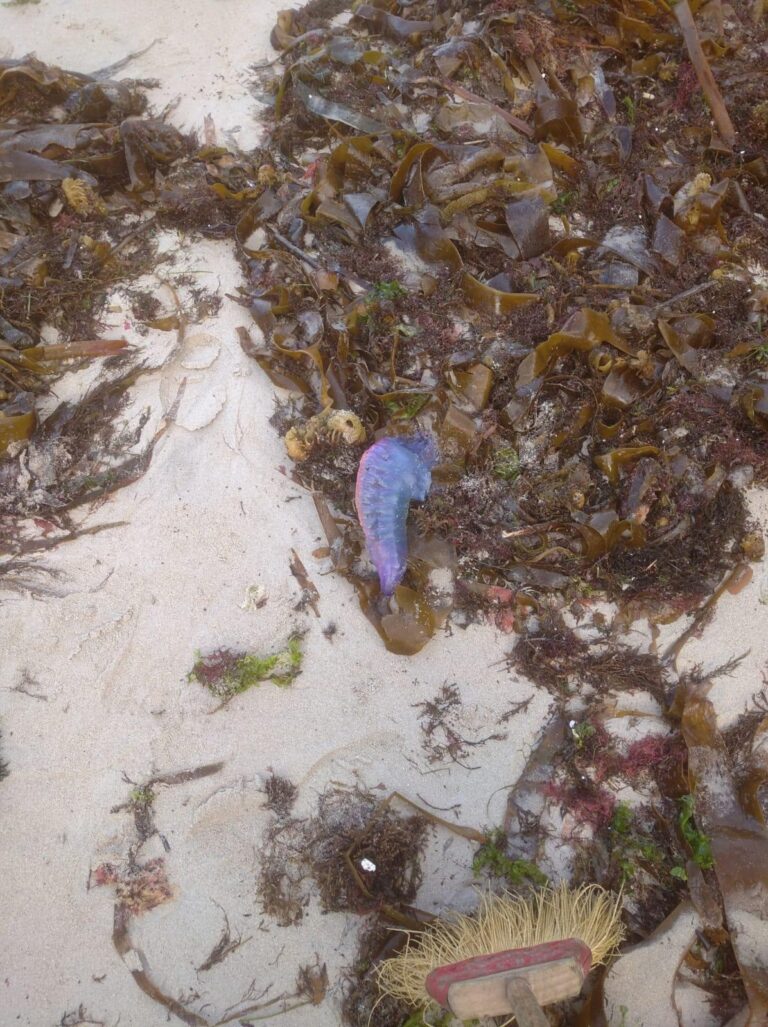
377, 884, 624, 1020
426, 937, 591, 1019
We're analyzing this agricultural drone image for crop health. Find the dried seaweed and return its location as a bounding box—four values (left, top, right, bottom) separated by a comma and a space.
413, 682, 506, 767
235, 0, 768, 656
91, 763, 225, 1027
509, 610, 672, 703
257, 787, 430, 927
5, 12, 767, 635
682, 684, 768, 1019
196, 906, 251, 973
0, 57, 241, 589
262, 772, 298, 818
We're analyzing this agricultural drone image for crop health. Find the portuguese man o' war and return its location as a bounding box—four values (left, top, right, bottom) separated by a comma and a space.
355, 434, 439, 595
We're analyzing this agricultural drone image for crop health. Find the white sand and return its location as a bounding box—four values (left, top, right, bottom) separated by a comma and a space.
604, 902, 702, 1027
1, 3, 766, 1026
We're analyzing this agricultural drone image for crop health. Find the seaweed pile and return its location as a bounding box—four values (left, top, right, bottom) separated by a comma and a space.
3, 3, 766, 642
0, 52, 242, 587
3, 6, 768, 1023
240, 0, 768, 654
241, 5, 768, 1019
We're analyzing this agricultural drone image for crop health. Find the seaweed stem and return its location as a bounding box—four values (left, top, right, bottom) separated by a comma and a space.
673, 0, 736, 145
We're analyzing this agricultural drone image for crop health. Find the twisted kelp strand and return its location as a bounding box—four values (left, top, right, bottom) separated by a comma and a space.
355, 435, 439, 595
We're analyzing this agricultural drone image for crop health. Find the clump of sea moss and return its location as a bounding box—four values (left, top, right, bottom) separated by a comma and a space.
262, 772, 298, 817
257, 787, 429, 926
188, 635, 303, 702
472, 828, 548, 887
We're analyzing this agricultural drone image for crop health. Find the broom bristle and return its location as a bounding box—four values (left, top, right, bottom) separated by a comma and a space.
377, 883, 625, 1011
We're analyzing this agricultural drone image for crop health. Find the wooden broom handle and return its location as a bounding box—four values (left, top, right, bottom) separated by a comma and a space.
504, 977, 550, 1027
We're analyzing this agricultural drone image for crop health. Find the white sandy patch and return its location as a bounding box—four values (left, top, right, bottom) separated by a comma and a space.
604, 902, 703, 1027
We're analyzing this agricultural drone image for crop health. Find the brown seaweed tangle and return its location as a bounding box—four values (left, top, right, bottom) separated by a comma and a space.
682, 683, 768, 1021
241, 0, 768, 656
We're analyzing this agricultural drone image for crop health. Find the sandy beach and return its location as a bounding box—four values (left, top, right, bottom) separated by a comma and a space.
1, 2, 767, 1026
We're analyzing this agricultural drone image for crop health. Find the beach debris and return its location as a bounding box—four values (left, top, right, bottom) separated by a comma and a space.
196, 906, 251, 973
239, 584, 268, 611
259, 785, 485, 942
682, 684, 768, 1022
108, 761, 225, 846
0, 58, 222, 591
284, 406, 365, 461
5, 0, 762, 651
188, 635, 303, 706
91, 763, 226, 1027
2, 6, 767, 1021
258, 787, 430, 927
261, 771, 298, 818
289, 547, 320, 615
413, 682, 506, 768
90, 857, 173, 917
355, 434, 439, 595
57, 1006, 105, 1027
237, 0, 768, 660
242, 0, 768, 1019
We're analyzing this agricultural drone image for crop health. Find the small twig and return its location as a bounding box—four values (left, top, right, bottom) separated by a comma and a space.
385, 791, 486, 842
653, 279, 717, 312
415, 793, 461, 815
91, 39, 161, 79
265, 226, 320, 268
673, 0, 736, 146
111, 216, 157, 256
150, 762, 225, 788
438, 78, 534, 138
265, 226, 370, 290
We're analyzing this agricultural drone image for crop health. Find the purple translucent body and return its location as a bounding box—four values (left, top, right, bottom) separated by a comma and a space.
355, 435, 439, 595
